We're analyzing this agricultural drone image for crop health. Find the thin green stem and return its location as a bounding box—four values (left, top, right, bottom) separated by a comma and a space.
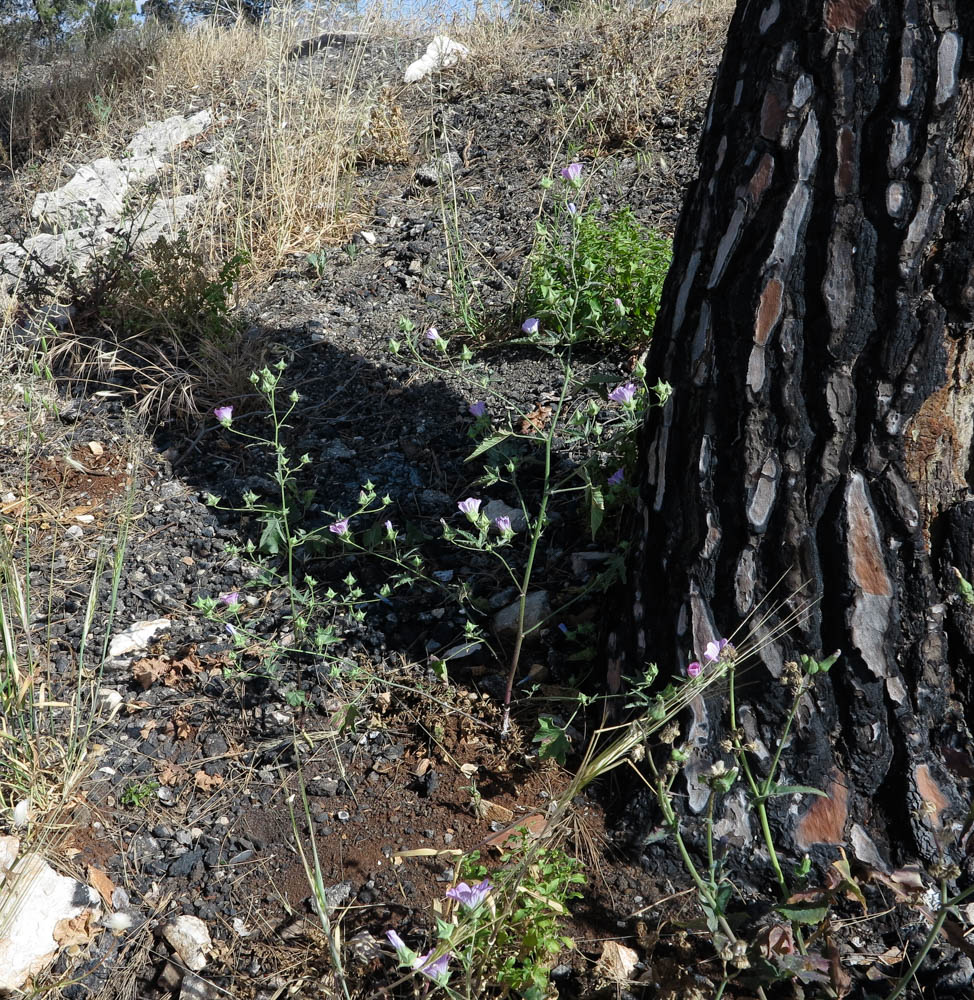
728, 666, 788, 897
888, 881, 974, 1000
705, 790, 716, 885
647, 755, 768, 1000
499, 371, 571, 736
757, 684, 804, 800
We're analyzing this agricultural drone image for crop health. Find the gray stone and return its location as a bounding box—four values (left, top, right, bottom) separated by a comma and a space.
1, 111, 214, 293
483, 500, 527, 533
439, 641, 483, 661
321, 881, 353, 912
414, 151, 461, 186
181, 971, 213, 1000
168, 848, 203, 877
492, 591, 550, 638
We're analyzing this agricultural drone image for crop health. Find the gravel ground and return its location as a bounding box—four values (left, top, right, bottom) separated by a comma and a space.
0, 22, 746, 1000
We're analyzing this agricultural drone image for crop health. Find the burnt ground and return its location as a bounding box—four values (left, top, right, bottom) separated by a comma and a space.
0, 21, 939, 1000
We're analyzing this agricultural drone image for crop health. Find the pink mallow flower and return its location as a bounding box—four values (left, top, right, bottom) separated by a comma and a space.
219, 592, 240, 606
687, 661, 702, 679
560, 162, 583, 183
329, 518, 350, 536
425, 327, 440, 341
214, 405, 233, 425
446, 878, 491, 911
521, 317, 540, 335
609, 382, 637, 405
415, 951, 451, 986
469, 400, 487, 418
386, 929, 411, 957
494, 515, 512, 534
457, 497, 481, 522
608, 468, 624, 486
704, 638, 731, 662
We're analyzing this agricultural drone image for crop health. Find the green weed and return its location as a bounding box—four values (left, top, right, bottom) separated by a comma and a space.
119, 780, 160, 808
521, 176, 671, 347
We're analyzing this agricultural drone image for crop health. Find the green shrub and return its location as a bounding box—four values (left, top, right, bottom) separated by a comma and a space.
100, 230, 246, 350
521, 205, 671, 347
25, 224, 256, 420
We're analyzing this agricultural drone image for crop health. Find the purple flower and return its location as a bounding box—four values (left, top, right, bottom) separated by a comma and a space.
446, 878, 491, 911
494, 515, 512, 534
567, 202, 577, 215
558, 623, 569, 635
225, 623, 237, 638
704, 638, 732, 662
425, 327, 440, 341
386, 929, 418, 966
384, 519, 395, 537
521, 317, 540, 335
386, 929, 409, 954
469, 400, 487, 418
457, 497, 482, 522
613, 297, 624, 312
607, 468, 624, 486
608, 382, 637, 404
415, 951, 451, 985
214, 405, 233, 425
329, 518, 350, 536
219, 592, 240, 606
560, 162, 583, 183
687, 661, 702, 679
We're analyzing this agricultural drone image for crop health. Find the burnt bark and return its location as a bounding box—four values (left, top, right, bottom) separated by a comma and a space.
610, 0, 974, 870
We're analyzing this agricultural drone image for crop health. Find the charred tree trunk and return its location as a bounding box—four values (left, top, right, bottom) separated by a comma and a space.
610, 0, 974, 871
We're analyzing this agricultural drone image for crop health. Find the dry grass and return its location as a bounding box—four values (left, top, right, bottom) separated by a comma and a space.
580, 0, 734, 146
0, 0, 730, 420
0, 7, 383, 417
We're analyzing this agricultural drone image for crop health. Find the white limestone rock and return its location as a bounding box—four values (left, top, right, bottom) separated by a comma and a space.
404, 35, 470, 84
0, 836, 99, 992
108, 617, 171, 659
162, 914, 212, 972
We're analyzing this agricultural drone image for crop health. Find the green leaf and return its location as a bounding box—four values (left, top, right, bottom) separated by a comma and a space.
766, 783, 827, 798
465, 432, 512, 462
533, 716, 571, 765
259, 516, 284, 555
588, 484, 604, 539
776, 902, 830, 925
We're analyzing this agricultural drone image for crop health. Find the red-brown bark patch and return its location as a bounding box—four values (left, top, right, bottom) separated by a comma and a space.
795, 769, 849, 848
848, 483, 892, 597
748, 152, 775, 205
824, 0, 875, 32
760, 87, 787, 141
755, 278, 783, 345
914, 763, 949, 830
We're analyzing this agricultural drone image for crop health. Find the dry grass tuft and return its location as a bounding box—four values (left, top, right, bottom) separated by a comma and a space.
359, 85, 412, 166
0, 28, 167, 169
580, 0, 734, 146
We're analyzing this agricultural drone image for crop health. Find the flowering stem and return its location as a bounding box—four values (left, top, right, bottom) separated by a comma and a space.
649, 759, 767, 1000
728, 665, 787, 897
266, 385, 300, 629
758, 683, 805, 802
499, 372, 570, 737
705, 789, 716, 884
